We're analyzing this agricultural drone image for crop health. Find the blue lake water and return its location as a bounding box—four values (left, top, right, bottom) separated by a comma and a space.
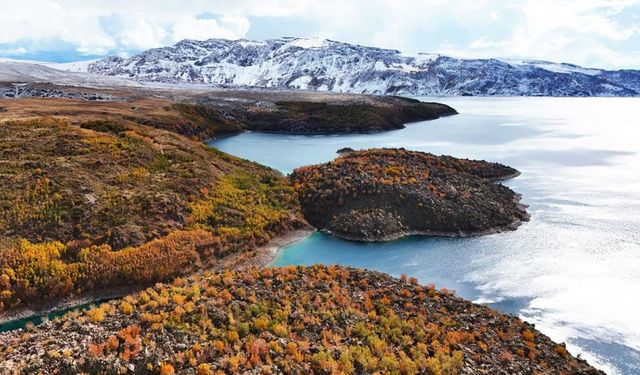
210, 97, 640, 374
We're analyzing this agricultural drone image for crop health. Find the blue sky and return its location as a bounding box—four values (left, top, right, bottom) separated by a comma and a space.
1, 0, 639, 69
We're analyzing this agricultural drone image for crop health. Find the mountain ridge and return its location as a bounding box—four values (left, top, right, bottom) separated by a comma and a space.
86, 37, 640, 96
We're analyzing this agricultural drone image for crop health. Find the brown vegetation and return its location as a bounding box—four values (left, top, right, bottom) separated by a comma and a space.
0, 85, 457, 138
0, 93, 455, 311
0, 92, 601, 374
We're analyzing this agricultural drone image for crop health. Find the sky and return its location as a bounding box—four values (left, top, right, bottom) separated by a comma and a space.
0, 0, 639, 69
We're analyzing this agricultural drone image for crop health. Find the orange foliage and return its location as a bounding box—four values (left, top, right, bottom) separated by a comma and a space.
159, 363, 175, 375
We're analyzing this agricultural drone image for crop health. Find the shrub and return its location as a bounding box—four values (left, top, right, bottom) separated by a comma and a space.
159, 363, 175, 375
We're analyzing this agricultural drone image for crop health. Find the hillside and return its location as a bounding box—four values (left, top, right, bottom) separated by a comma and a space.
290, 149, 529, 241
0, 265, 603, 374
87, 37, 640, 96
0, 87, 602, 374
0, 116, 307, 312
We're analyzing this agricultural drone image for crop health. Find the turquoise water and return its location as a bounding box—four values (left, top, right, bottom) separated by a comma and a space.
211, 97, 640, 374
0, 301, 99, 333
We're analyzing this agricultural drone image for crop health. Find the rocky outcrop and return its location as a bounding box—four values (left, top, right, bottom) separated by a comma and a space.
291, 148, 529, 241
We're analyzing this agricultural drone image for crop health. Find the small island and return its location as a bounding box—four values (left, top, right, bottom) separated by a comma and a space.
291, 148, 529, 241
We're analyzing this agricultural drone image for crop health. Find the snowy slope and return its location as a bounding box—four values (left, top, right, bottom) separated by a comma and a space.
87, 37, 640, 96
44, 60, 96, 72
0, 60, 141, 87
0, 58, 96, 73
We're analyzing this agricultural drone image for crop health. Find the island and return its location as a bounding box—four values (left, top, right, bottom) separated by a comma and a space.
290, 148, 529, 241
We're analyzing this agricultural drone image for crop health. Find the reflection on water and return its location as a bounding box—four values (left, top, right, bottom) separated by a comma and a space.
0, 302, 100, 333
211, 97, 640, 374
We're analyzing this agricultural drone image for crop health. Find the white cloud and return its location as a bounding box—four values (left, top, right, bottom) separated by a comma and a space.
484, 0, 640, 67
395, 0, 640, 68
0, 47, 28, 55
468, 37, 506, 50
172, 15, 250, 42
117, 18, 167, 50
0, 1, 252, 57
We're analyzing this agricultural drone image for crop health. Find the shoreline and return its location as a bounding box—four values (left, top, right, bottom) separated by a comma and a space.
0, 286, 135, 329
254, 228, 315, 266
219, 228, 316, 270
0, 228, 315, 329
488, 170, 522, 182
325, 217, 528, 243
325, 190, 530, 243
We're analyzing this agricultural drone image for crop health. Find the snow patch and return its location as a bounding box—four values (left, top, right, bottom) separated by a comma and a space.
45, 60, 98, 73
238, 39, 268, 48
415, 53, 440, 65
287, 37, 327, 49
288, 75, 312, 89
503, 59, 602, 76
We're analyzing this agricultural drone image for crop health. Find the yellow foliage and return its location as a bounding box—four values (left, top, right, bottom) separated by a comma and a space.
0, 230, 213, 310
119, 301, 134, 315
197, 363, 213, 375
2, 264, 582, 375
86, 307, 106, 323
187, 172, 300, 251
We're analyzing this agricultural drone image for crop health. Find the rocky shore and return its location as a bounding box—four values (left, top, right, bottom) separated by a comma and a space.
291, 148, 529, 242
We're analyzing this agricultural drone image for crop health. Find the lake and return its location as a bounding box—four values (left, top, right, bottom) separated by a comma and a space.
210, 97, 640, 375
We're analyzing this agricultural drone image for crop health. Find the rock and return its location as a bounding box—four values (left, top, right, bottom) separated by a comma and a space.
290, 148, 529, 241
337, 147, 355, 154
107, 225, 147, 249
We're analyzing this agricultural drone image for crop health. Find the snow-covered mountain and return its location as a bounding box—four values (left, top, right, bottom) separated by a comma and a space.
87, 37, 640, 96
